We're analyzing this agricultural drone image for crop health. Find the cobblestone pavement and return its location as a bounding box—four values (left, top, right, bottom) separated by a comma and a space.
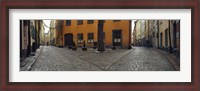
32, 46, 175, 71
32, 46, 101, 71
108, 47, 174, 71
62, 47, 132, 70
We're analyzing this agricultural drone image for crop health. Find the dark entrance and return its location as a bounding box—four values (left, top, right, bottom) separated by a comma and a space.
165, 29, 168, 48
160, 33, 162, 48
157, 33, 159, 48
27, 21, 31, 57
64, 33, 73, 46
173, 22, 177, 48
112, 30, 122, 47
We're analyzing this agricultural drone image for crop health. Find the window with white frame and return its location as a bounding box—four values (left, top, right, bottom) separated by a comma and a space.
77, 20, 83, 25
87, 33, 94, 43
77, 34, 83, 44
66, 20, 71, 26
87, 20, 94, 24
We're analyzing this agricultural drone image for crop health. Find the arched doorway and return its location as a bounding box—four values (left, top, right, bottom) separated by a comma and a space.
64, 33, 73, 47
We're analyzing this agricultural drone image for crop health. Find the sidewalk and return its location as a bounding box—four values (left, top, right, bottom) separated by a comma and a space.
20, 46, 43, 71
152, 48, 180, 71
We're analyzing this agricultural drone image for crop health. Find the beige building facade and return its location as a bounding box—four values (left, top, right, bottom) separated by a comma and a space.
50, 20, 56, 46
159, 20, 170, 48
134, 20, 180, 52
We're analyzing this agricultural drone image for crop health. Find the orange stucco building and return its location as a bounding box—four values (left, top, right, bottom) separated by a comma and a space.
62, 20, 131, 48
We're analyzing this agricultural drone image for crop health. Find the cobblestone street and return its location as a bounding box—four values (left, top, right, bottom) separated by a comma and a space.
108, 47, 174, 71
31, 46, 175, 71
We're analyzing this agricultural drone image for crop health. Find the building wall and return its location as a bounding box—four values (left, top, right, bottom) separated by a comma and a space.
144, 20, 149, 42
21, 21, 29, 50
140, 20, 145, 46
135, 20, 141, 46
30, 20, 36, 52
153, 20, 159, 48
131, 31, 134, 45
62, 20, 130, 48
176, 21, 180, 52
44, 31, 50, 45
135, 20, 146, 46
32, 20, 42, 49
40, 22, 45, 45
20, 20, 41, 59
148, 20, 154, 47
35, 20, 39, 47
132, 22, 137, 46
55, 20, 64, 47
50, 20, 56, 46
159, 20, 169, 48
20, 20, 29, 58
103, 20, 130, 48
170, 20, 180, 52
132, 19, 180, 55
62, 20, 98, 47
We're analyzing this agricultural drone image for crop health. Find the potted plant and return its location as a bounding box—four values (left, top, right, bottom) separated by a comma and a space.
72, 41, 77, 50
58, 43, 63, 48
111, 45, 116, 50
68, 42, 73, 49
82, 41, 87, 51
128, 45, 132, 49
93, 42, 97, 49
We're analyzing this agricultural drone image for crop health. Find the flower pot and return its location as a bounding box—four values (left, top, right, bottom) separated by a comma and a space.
92, 46, 97, 49
68, 46, 72, 49
112, 46, 116, 50
72, 47, 77, 50
82, 47, 87, 51
128, 45, 132, 49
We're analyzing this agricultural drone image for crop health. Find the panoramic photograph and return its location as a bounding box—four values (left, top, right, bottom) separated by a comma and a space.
20, 20, 180, 71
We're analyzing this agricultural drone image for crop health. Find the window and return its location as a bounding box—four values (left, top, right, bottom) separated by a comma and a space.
113, 30, 122, 46
66, 20, 71, 26
87, 33, 94, 43
77, 20, 83, 25
87, 20, 94, 24
113, 20, 121, 22
77, 34, 83, 44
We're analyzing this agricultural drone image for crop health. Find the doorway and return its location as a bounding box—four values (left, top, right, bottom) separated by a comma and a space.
112, 30, 122, 47
64, 33, 73, 46
160, 33, 162, 48
173, 22, 177, 48
165, 29, 168, 48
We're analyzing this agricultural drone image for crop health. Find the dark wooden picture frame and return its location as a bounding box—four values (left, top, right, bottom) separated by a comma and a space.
0, 0, 199, 91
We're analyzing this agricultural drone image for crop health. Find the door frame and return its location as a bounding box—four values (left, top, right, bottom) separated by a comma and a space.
112, 30, 122, 47
64, 33, 73, 46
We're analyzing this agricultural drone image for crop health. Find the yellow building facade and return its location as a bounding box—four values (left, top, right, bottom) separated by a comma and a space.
62, 20, 131, 48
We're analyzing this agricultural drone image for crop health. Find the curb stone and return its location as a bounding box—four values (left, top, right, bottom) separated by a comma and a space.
153, 48, 180, 71
20, 46, 43, 71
